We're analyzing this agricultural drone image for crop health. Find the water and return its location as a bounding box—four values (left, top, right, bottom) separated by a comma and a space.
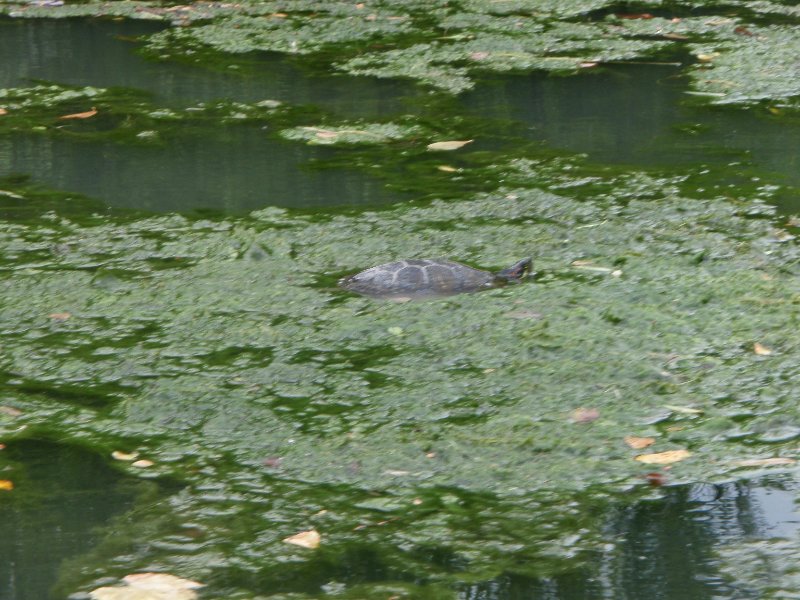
0, 440, 154, 600
0, 17, 416, 212
464, 66, 800, 212
3, 15, 800, 600
463, 479, 800, 600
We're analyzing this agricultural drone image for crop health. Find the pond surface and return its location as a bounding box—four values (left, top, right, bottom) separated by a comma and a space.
0, 440, 156, 600
3, 10, 800, 600
465, 66, 800, 213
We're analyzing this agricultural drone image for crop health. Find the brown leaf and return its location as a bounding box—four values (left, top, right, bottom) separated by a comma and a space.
283, 529, 321, 549
754, 342, 773, 356
48, 312, 71, 321
58, 107, 98, 120
571, 407, 600, 423
734, 25, 755, 36
427, 139, 473, 151
644, 472, 667, 486
624, 435, 656, 449
0, 480, 13, 491
616, 12, 654, 19
735, 457, 796, 468
0, 108, 7, 115
635, 449, 691, 465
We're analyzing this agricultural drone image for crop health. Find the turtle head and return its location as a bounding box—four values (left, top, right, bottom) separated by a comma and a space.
495, 257, 532, 284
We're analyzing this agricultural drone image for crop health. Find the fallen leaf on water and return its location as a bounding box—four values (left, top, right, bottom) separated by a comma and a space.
427, 139, 473, 151
0, 444, 5, 450
644, 472, 667, 486
387, 326, 403, 336
664, 404, 703, 415
0, 480, 13, 491
59, 107, 98, 120
624, 436, 656, 449
695, 53, 718, 63
571, 407, 600, 423
769, 107, 783, 116
131, 459, 154, 468
754, 342, 773, 355
0, 406, 22, 417
283, 529, 321, 549
48, 312, 71, 321
437, 165, 458, 172
635, 449, 691, 465
579, 61, 598, 68
111, 450, 139, 461
90, 572, 204, 600
0, 108, 7, 115
735, 457, 796, 468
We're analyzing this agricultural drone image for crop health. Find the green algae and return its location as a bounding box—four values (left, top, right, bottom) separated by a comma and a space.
280, 121, 423, 145
3, 163, 800, 596
3, 1, 800, 598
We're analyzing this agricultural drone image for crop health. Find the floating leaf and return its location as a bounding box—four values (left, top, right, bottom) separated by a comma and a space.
0, 406, 22, 417
437, 165, 459, 172
427, 139, 473, 151
111, 450, 139, 461
48, 312, 71, 321
635, 449, 692, 465
644, 472, 667, 486
624, 436, 655, 449
387, 327, 403, 336
735, 457, 796, 467
131, 459, 154, 468
754, 342, 773, 355
58, 107, 98, 120
90, 572, 204, 600
664, 404, 703, 415
0, 480, 13, 491
283, 529, 321, 549
571, 408, 600, 423
0, 108, 7, 115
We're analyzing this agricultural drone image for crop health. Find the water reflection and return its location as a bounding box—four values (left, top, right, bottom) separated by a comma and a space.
0, 17, 416, 116
0, 440, 148, 600
464, 66, 800, 211
462, 479, 800, 600
0, 129, 398, 213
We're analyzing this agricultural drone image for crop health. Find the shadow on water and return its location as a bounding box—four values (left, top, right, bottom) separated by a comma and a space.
461, 478, 800, 600
0, 439, 154, 600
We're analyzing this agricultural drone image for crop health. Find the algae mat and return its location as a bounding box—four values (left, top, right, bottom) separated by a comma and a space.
3, 175, 800, 597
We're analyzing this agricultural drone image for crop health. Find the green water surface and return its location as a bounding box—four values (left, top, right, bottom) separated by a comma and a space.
2, 4, 800, 599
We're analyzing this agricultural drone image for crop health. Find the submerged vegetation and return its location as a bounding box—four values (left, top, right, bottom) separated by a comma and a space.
2, 0, 800, 598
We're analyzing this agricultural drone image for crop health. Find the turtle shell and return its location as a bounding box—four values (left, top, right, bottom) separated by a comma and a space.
339, 259, 497, 299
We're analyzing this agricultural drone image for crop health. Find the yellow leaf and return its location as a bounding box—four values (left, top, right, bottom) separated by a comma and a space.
58, 107, 98, 120
735, 457, 796, 467
0, 108, 7, 115
754, 342, 773, 355
635, 449, 691, 465
131, 459, 154, 468
624, 436, 655, 449
437, 165, 458, 172
283, 529, 321, 549
427, 139, 473, 151
111, 450, 140, 461
0, 480, 13, 491
664, 404, 703, 415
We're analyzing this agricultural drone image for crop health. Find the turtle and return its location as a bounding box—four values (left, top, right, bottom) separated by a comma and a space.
338, 257, 532, 299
